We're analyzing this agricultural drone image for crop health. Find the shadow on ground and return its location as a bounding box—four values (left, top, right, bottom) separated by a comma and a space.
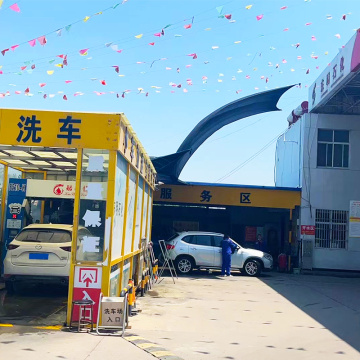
0, 283, 67, 327
260, 273, 360, 352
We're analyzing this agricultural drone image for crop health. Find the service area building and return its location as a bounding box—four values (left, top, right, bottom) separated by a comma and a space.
276, 29, 360, 271
153, 182, 300, 264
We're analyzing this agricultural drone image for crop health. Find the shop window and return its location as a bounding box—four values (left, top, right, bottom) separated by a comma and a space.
317, 129, 349, 168
315, 209, 347, 249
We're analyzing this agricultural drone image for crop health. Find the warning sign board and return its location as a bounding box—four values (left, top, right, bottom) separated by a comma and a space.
72, 266, 102, 322
74, 266, 102, 288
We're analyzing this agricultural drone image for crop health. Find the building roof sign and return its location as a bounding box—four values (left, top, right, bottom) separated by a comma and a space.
309, 29, 360, 114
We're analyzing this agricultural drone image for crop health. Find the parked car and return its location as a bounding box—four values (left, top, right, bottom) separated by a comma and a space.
164, 231, 273, 276
3, 224, 94, 293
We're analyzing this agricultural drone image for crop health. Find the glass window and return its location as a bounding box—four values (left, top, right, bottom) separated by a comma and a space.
315, 209, 347, 249
318, 129, 333, 142
76, 149, 109, 262
192, 235, 212, 246
317, 143, 326, 167
333, 144, 343, 167
334, 130, 349, 143
317, 129, 349, 168
212, 236, 223, 247
182, 235, 193, 244
16, 229, 72, 243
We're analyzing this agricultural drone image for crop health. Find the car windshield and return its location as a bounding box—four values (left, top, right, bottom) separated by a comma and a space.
16, 229, 72, 243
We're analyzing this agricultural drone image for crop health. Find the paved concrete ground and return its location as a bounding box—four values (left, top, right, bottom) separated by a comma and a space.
131, 271, 360, 360
0, 330, 156, 360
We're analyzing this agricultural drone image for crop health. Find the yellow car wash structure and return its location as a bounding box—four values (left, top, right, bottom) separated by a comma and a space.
0, 108, 155, 325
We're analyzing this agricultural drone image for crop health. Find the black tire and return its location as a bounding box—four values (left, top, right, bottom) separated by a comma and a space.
243, 259, 261, 277
175, 256, 194, 275
5, 281, 15, 294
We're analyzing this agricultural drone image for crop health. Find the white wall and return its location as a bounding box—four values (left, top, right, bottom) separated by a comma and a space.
301, 113, 360, 270
275, 119, 302, 188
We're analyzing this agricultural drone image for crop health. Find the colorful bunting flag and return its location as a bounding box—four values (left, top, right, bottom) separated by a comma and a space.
10, 45, 19, 51
184, 24, 192, 29
135, 34, 143, 39
9, 3, 20, 12
28, 39, 36, 47
256, 14, 263, 21
37, 36, 47, 46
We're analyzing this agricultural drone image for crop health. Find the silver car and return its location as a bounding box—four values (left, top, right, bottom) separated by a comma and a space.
165, 231, 273, 276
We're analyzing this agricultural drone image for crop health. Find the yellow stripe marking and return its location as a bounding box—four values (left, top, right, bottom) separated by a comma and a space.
137, 343, 158, 349
124, 335, 145, 341
34, 325, 62, 330
150, 350, 176, 357
0, 324, 13, 327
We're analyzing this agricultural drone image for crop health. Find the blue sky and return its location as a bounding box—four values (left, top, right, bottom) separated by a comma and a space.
0, 0, 359, 185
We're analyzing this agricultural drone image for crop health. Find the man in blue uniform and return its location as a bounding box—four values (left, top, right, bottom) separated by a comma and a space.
221, 234, 238, 277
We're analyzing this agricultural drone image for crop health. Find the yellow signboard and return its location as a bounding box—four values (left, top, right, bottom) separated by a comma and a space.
154, 184, 301, 209
0, 109, 121, 150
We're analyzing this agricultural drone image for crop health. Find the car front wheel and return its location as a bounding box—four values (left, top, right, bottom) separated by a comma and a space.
243, 259, 261, 277
175, 256, 194, 274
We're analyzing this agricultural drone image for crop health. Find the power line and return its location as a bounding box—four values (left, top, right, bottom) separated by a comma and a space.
215, 128, 288, 183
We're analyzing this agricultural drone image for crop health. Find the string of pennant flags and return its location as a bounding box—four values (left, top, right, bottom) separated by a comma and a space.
0, 1, 129, 57
0, 8, 350, 77
0, 1, 356, 100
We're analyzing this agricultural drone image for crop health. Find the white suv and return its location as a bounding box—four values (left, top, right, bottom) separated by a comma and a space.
165, 231, 273, 276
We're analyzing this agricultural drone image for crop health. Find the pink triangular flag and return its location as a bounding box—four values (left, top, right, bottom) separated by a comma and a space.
311, 35, 316, 41
149, 42, 155, 46
256, 14, 263, 21
154, 32, 162, 37
280, 6, 287, 10
1, 49, 9, 56
9, 3, 20, 12
65, 80, 72, 84
39, 83, 46, 87
28, 39, 36, 47
20, 66, 27, 70
224, 14, 232, 19
79, 48, 89, 55
11, 45, 19, 51
37, 36, 47, 46
63, 95, 68, 100
184, 24, 192, 29
15, 91, 21, 94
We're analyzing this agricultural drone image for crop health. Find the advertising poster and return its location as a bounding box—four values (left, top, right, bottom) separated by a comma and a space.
350, 200, 360, 238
